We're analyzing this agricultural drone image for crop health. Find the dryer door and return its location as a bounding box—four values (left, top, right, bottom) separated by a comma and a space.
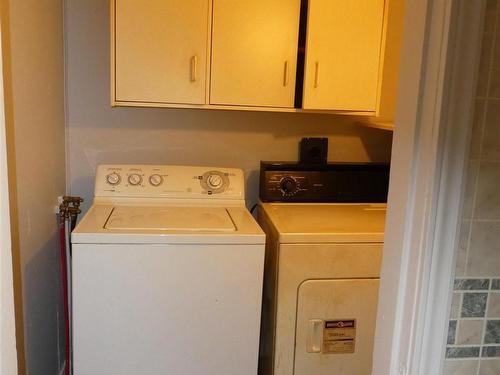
294, 279, 379, 375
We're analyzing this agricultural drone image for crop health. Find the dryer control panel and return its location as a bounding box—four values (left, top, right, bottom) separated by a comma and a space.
94, 164, 244, 200
260, 162, 390, 203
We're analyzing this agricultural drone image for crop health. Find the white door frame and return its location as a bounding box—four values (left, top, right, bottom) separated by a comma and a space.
372, 0, 484, 374
0, 26, 18, 375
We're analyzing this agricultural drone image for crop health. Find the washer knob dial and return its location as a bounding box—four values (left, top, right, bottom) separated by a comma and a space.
280, 177, 298, 194
149, 174, 164, 187
200, 171, 229, 193
128, 173, 143, 186
207, 174, 223, 189
106, 172, 121, 186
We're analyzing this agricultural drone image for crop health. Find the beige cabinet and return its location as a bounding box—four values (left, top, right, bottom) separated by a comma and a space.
210, 0, 301, 107
303, 0, 386, 112
113, 0, 210, 105
371, 0, 406, 128
111, 0, 404, 120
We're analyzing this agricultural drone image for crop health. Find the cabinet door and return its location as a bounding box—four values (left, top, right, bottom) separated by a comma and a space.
303, 0, 385, 111
114, 0, 209, 104
210, 0, 301, 107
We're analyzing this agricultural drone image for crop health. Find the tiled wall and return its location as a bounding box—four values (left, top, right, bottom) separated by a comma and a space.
444, 1, 500, 373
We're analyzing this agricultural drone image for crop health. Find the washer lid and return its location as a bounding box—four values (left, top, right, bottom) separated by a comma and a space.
105, 206, 236, 232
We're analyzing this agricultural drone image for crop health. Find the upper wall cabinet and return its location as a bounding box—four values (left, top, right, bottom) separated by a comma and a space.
210, 0, 300, 108
303, 0, 385, 112
113, 0, 210, 105
111, 0, 404, 121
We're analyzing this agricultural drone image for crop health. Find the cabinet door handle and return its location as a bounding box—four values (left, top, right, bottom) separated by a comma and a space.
190, 55, 197, 82
314, 62, 319, 88
283, 61, 289, 87
306, 319, 323, 353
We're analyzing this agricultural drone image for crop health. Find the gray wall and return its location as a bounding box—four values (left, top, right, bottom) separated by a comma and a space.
444, 1, 500, 373
65, 0, 393, 213
1, 0, 66, 374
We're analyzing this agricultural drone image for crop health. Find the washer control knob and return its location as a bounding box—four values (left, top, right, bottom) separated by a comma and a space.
128, 173, 143, 186
106, 172, 121, 186
279, 177, 298, 194
207, 174, 223, 189
200, 171, 229, 193
149, 174, 164, 187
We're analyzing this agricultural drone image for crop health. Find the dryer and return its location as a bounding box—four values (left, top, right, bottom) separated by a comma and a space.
257, 162, 389, 375
71, 164, 265, 375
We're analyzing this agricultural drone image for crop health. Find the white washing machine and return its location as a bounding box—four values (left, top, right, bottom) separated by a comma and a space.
71, 164, 265, 375
257, 162, 389, 375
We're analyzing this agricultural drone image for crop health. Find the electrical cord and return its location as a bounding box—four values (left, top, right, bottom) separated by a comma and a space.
250, 203, 258, 214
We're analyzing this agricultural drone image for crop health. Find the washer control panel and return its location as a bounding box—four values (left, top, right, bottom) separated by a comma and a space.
96, 164, 244, 199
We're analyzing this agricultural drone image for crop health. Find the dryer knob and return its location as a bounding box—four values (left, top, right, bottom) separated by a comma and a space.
280, 177, 298, 194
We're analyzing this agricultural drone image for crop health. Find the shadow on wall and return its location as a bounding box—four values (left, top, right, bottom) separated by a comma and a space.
2, 0, 67, 373
1, 0, 26, 372
23, 231, 65, 375
69, 108, 393, 213
75, 105, 391, 162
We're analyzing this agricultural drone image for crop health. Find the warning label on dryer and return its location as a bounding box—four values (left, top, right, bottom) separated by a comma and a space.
323, 319, 356, 354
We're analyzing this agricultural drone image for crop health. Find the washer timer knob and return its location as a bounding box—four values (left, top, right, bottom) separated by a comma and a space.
280, 177, 298, 194
200, 171, 229, 193
207, 174, 223, 189
106, 172, 121, 186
